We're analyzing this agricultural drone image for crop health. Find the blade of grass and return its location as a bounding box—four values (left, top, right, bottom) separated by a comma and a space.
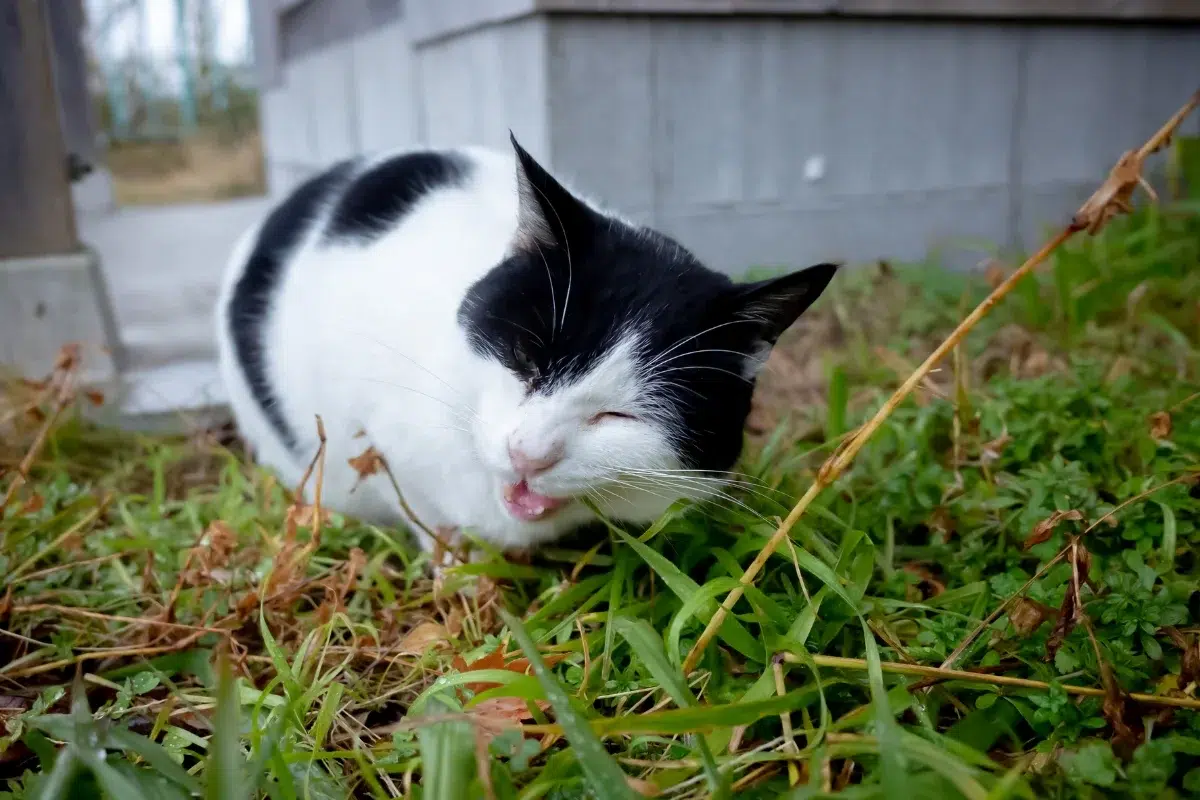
415, 707, 478, 800
612, 616, 726, 795
862, 620, 909, 798
500, 608, 638, 800
206, 655, 247, 800
614, 529, 762, 662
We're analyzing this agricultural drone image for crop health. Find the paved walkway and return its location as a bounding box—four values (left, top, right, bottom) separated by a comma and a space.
78, 195, 272, 428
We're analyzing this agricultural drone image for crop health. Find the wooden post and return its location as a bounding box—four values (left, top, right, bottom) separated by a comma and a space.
0, 0, 81, 260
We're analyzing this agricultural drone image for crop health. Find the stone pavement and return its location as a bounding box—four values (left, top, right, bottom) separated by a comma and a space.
77, 195, 272, 430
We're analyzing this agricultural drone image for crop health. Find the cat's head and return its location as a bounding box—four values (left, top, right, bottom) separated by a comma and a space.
457, 134, 837, 536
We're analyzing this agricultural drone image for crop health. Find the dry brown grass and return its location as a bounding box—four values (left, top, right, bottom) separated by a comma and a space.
107, 131, 266, 206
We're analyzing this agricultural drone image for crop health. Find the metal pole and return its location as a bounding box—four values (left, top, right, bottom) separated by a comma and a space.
104, 1, 130, 141
175, 0, 197, 134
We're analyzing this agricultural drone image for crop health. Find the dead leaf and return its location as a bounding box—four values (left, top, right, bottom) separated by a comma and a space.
983, 260, 1008, 289
18, 492, 44, 515
1009, 597, 1055, 637
1024, 510, 1084, 550
397, 621, 451, 656
1105, 356, 1136, 384
288, 502, 330, 532
626, 777, 661, 797
470, 696, 549, 723
1045, 588, 1080, 659
928, 507, 956, 541
317, 548, 366, 620
1086, 618, 1139, 758
1072, 150, 1143, 235
1046, 540, 1090, 659
197, 521, 237, 572
452, 649, 507, 693
902, 563, 946, 599
980, 433, 1012, 465
451, 647, 569, 695
348, 446, 386, 480
1163, 627, 1200, 692
1149, 411, 1172, 440
84, 390, 105, 406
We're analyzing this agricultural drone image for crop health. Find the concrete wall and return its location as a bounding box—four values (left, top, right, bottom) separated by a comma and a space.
254, 2, 1200, 273
259, 12, 552, 198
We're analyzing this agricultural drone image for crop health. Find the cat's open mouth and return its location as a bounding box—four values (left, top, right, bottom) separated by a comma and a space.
502, 480, 571, 522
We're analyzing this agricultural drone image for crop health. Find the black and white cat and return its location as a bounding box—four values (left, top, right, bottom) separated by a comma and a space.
215, 135, 836, 556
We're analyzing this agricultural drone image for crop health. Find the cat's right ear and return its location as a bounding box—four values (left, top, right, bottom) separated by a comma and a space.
509, 132, 595, 255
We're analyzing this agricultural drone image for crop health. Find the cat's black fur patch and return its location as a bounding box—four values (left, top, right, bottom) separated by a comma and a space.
229, 159, 356, 451
459, 136, 837, 474
324, 151, 471, 243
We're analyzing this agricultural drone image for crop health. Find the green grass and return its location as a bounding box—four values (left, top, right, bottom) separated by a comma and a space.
2, 179, 1199, 799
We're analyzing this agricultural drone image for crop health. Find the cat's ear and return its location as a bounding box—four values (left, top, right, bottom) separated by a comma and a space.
510, 132, 595, 254
728, 262, 839, 349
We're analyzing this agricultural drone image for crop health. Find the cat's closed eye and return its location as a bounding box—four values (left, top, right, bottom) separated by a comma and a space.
589, 411, 638, 425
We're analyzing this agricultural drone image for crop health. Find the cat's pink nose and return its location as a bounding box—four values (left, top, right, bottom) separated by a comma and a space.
508, 441, 564, 477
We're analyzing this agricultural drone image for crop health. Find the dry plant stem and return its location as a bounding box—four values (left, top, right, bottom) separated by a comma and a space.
0, 631, 208, 680
10, 604, 229, 635
773, 655, 802, 786
682, 89, 1200, 675
8, 553, 125, 585
0, 370, 77, 522
781, 653, 1200, 711
311, 416, 327, 549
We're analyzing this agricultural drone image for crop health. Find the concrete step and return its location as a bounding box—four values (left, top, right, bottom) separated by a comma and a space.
93, 358, 231, 434
120, 321, 218, 370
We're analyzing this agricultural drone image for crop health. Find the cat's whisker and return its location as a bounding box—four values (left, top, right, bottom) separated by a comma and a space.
526, 179, 575, 335
337, 326, 475, 407
353, 377, 480, 422
593, 460, 783, 515
614, 467, 789, 498
488, 314, 545, 348
615, 474, 788, 509
600, 477, 691, 512
529, 236, 558, 340
656, 364, 754, 384
647, 348, 752, 371
644, 319, 760, 372
617, 474, 776, 525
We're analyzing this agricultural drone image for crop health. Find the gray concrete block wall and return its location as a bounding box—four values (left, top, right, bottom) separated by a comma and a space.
257, 6, 1200, 273
414, 17, 552, 154
259, 15, 552, 197
542, 16, 1199, 272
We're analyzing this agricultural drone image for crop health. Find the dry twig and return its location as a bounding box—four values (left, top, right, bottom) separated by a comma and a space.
781, 653, 1200, 712
682, 88, 1200, 674
0, 345, 81, 524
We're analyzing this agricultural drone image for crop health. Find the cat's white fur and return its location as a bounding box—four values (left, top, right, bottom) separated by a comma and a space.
215, 147, 695, 553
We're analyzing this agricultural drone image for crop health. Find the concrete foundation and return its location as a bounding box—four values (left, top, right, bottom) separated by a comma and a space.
0, 247, 124, 388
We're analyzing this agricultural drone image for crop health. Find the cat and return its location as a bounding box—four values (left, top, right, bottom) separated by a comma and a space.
214, 134, 837, 562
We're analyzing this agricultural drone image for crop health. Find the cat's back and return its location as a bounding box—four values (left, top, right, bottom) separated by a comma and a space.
216, 145, 519, 466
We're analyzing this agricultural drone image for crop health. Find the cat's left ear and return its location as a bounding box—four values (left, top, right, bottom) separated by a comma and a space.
728, 262, 839, 347
510, 132, 595, 254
